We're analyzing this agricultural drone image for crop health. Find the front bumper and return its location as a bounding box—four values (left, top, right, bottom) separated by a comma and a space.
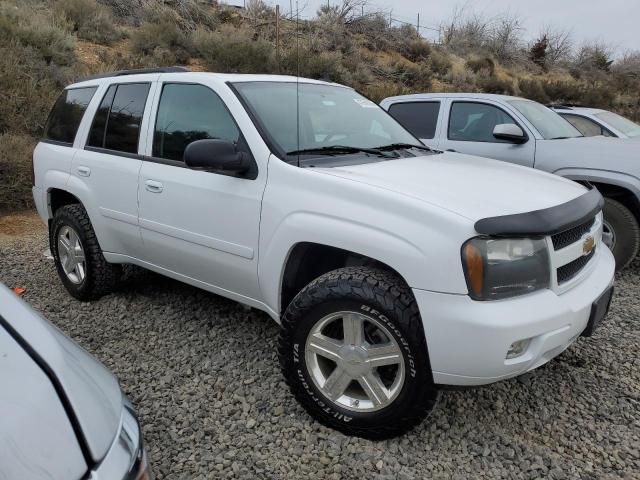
89, 399, 151, 480
414, 246, 615, 386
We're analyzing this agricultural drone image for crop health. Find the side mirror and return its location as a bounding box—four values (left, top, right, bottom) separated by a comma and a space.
184, 139, 250, 175
493, 124, 528, 144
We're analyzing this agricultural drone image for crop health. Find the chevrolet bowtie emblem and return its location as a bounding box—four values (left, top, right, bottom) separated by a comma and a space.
583, 236, 595, 256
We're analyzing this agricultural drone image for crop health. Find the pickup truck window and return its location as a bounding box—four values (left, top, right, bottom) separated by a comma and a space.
153, 83, 240, 162
43, 87, 97, 145
388, 102, 440, 139
448, 102, 517, 143
508, 100, 582, 140
594, 111, 640, 138
560, 114, 613, 137
87, 83, 150, 154
232, 82, 420, 163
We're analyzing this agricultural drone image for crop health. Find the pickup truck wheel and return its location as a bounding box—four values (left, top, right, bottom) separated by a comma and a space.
602, 198, 640, 271
278, 267, 438, 440
50, 204, 121, 300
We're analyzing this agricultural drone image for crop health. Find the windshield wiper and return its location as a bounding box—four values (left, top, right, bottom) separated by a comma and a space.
373, 142, 433, 152
286, 145, 393, 158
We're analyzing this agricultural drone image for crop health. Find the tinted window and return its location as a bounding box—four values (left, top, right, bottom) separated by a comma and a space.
595, 111, 640, 138
153, 83, 240, 161
104, 83, 150, 154
448, 102, 517, 143
508, 100, 582, 140
388, 102, 440, 139
561, 114, 610, 137
87, 85, 116, 148
43, 87, 97, 144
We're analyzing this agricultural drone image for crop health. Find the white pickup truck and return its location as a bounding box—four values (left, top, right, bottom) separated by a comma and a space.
33, 69, 614, 439
381, 93, 640, 270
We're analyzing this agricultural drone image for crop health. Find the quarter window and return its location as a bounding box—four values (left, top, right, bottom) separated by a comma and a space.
153, 83, 240, 162
43, 87, 97, 144
87, 83, 150, 154
561, 114, 613, 137
448, 102, 517, 143
388, 102, 440, 139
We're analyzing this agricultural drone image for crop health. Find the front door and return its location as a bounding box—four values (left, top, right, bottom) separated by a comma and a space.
439, 100, 536, 168
137, 81, 265, 301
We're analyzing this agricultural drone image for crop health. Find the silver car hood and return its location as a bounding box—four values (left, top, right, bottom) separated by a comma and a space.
535, 136, 640, 177
0, 284, 122, 464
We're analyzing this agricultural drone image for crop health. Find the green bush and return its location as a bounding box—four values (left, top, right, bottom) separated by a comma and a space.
0, 134, 36, 210
131, 10, 193, 64
0, 3, 75, 66
194, 26, 275, 73
54, 0, 120, 45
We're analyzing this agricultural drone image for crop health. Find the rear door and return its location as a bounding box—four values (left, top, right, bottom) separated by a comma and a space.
72, 79, 157, 258
137, 78, 266, 302
438, 99, 536, 168
386, 101, 443, 148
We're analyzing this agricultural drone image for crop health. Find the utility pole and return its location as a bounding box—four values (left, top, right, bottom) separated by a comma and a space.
389, 10, 392, 28
276, 4, 280, 72
417, 13, 420, 37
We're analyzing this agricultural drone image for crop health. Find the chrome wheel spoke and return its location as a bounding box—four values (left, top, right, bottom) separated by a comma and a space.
323, 367, 352, 399
58, 236, 71, 256
367, 343, 403, 368
307, 333, 342, 362
358, 372, 388, 407
57, 226, 85, 284
342, 313, 364, 346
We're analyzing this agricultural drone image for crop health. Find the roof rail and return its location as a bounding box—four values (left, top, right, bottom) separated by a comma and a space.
547, 104, 574, 110
80, 66, 190, 82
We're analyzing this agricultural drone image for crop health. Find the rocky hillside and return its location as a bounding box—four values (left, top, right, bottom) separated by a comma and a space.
1, 0, 639, 210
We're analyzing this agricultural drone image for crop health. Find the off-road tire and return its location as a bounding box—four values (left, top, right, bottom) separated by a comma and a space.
50, 204, 121, 300
278, 266, 439, 440
603, 197, 640, 271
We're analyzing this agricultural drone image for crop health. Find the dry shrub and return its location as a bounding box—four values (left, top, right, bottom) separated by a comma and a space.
131, 8, 194, 64
466, 57, 495, 76
478, 75, 515, 95
54, 0, 120, 45
194, 26, 275, 73
0, 135, 36, 211
519, 78, 550, 103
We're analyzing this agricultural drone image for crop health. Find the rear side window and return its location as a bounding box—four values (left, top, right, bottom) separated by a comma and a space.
43, 87, 97, 144
152, 83, 240, 162
388, 102, 440, 139
87, 83, 150, 154
561, 114, 613, 137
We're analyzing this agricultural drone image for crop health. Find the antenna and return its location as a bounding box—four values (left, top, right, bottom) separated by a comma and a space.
296, 0, 301, 168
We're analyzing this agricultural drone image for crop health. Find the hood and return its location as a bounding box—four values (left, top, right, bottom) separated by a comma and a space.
316, 152, 587, 221
0, 284, 122, 465
536, 136, 640, 177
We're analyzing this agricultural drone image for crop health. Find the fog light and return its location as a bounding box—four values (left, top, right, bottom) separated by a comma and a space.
506, 338, 531, 359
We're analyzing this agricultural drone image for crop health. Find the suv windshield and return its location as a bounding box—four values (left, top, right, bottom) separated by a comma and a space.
509, 100, 583, 140
233, 82, 422, 163
595, 111, 640, 138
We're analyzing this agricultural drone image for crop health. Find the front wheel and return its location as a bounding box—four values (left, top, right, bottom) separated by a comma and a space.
602, 197, 640, 271
278, 267, 439, 440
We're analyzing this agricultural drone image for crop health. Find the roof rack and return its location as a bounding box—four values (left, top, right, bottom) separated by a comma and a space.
81, 66, 190, 82
547, 104, 574, 110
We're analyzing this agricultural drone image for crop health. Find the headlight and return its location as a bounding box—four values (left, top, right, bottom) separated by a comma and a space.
462, 237, 550, 300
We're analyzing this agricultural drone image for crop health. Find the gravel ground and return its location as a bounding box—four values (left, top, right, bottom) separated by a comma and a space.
1, 218, 639, 480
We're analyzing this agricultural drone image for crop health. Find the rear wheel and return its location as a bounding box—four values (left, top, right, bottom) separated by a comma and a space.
50, 204, 121, 300
278, 267, 439, 440
602, 197, 640, 271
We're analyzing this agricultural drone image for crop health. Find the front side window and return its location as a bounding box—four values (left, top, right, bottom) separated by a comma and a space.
153, 83, 240, 161
448, 102, 517, 143
43, 87, 97, 144
508, 100, 582, 140
388, 102, 440, 139
87, 83, 150, 154
232, 82, 421, 163
561, 114, 612, 137
595, 111, 640, 138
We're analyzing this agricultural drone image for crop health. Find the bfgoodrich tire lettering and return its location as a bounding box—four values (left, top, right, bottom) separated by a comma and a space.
278, 267, 439, 440
603, 197, 640, 271
50, 204, 121, 300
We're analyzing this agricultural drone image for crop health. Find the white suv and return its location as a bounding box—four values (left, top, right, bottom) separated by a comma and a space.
33, 68, 615, 439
